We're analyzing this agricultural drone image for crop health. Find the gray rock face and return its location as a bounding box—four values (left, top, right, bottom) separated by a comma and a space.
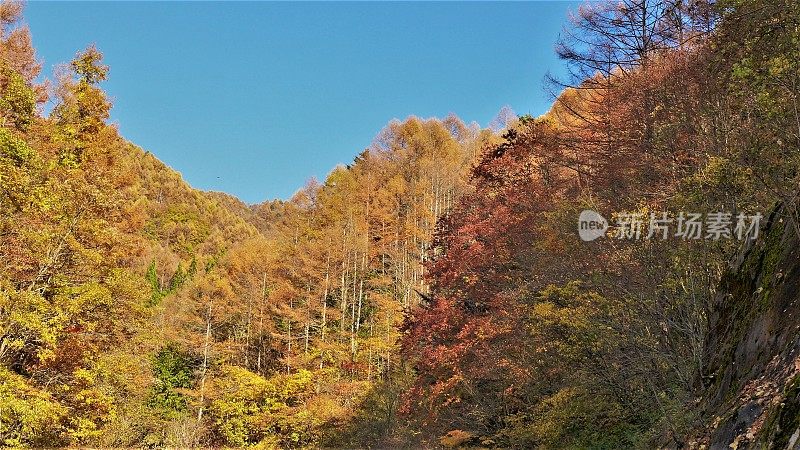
693, 204, 800, 449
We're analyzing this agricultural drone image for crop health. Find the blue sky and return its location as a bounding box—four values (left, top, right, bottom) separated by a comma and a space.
24, 1, 578, 203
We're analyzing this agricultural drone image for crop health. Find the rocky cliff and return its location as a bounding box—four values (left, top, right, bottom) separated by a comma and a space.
692, 204, 800, 449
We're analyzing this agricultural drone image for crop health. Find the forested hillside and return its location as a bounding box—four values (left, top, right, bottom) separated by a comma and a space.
1, 0, 799, 448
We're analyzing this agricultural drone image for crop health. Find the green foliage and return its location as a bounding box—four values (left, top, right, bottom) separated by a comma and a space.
517, 113, 535, 126
148, 344, 195, 415
169, 263, 187, 291
187, 257, 198, 278
146, 260, 193, 306
146, 261, 163, 305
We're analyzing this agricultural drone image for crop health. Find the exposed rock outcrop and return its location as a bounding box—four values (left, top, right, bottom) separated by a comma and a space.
691, 204, 800, 449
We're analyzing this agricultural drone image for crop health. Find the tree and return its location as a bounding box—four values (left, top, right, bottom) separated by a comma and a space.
51, 46, 111, 163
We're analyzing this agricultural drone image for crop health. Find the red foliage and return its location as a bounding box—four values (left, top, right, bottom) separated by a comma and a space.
400, 48, 710, 433
400, 124, 568, 429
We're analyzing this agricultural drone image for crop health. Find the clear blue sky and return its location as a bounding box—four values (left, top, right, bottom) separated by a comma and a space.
24, 1, 578, 204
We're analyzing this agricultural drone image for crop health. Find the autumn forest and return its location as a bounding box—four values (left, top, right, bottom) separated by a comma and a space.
2, 0, 800, 448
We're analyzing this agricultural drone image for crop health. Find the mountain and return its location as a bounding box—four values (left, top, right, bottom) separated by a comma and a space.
0, 7, 491, 443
